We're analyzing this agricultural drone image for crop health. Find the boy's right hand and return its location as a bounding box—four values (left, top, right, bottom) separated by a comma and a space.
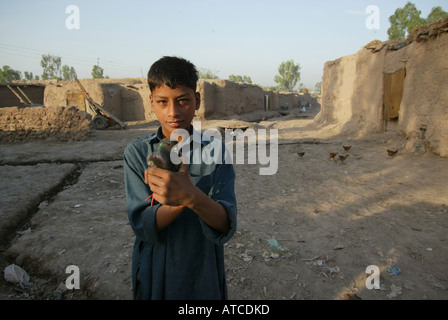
145, 163, 194, 208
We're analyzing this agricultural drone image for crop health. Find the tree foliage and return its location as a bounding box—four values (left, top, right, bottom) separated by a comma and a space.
24, 71, 39, 81
198, 68, 219, 79
388, 2, 448, 40
62, 65, 77, 81
91, 64, 106, 79
0, 65, 22, 84
427, 6, 448, 24
40, 54, 78, 80
40, 54, 62, 80
274, 59, 301, 92
228, 74, 252, 84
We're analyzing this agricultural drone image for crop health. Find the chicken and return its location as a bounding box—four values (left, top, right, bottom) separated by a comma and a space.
387, 149, 398, 157
343, 145, 352, 152
329, 152, 338, 160
338, 154, 349, 164
145, 138, 181, 206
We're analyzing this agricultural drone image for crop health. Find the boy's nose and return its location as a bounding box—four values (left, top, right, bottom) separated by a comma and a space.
167, 100, 181, 117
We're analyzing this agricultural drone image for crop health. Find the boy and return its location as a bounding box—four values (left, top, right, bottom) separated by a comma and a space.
123, 56, 237, 300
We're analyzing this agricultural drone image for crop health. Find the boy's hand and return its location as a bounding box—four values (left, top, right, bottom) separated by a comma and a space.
145, 163, 194, 207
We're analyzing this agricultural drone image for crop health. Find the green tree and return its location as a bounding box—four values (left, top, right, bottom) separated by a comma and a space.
228, 74, 252, 84
426, 6, 448, 24
388, 3, 448, 40
24, 71, 34, 81
0, 65, 22, 84
198, 68, 219, 79
274, 59, 301, 92
41, 54, 62, 80
91, 64, 105, 78
62, 65, 77, 80
229, 74, 242, 82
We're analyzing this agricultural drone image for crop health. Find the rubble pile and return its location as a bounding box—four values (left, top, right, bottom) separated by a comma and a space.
0, 106, 92, 142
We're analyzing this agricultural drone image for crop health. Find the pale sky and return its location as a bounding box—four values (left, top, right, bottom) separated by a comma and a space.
0, 0, 446, 89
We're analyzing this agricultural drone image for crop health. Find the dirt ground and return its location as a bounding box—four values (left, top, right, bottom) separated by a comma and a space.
1, 105, 447, 300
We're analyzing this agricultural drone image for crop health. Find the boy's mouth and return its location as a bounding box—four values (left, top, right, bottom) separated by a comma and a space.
167, 120, 184, 128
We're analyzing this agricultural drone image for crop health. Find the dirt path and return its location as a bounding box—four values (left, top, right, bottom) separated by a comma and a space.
1, 107, 447, 300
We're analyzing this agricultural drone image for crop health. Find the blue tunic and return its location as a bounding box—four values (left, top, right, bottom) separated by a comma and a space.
123, 126, 237, 300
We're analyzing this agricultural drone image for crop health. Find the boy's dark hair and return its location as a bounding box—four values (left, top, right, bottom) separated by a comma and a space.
147, 56, 198, 92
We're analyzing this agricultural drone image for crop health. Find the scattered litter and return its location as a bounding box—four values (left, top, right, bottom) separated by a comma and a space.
266, 238, 285, 251
333, 244, 345, 250
235, 243, 244, 249
312, 256, 343, 279
73, 204, 82, 208
3, 264, 31, 288
317, 264, 342, 278
262, 251, 279, 261
387, 266, 401, 275
238, 253, 252, 262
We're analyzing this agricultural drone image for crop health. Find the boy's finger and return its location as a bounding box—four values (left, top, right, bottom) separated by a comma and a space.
178, 162, 190, 175
144, 169, 149, 184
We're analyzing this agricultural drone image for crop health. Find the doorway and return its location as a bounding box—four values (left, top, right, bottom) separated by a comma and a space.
383, 68, 406, 131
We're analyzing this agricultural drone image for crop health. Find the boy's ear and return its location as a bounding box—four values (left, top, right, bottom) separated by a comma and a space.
195, 92, 201, 110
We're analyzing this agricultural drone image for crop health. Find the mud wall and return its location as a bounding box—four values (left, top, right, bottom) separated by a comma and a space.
399, 31, 448, 157
315, 47, 386, 135
33, 78, 315, 122
196, 79, 308, 119
316, 17, 448, 157
41, 78, 148, 122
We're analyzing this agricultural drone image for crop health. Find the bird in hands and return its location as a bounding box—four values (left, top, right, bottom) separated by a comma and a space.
146, 138, 181, 206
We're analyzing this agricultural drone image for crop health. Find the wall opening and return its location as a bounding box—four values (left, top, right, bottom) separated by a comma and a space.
383, 68, 406, 131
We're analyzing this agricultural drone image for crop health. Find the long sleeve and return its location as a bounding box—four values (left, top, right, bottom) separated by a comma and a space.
197, 161, 237, 245
124, 138, 163, 244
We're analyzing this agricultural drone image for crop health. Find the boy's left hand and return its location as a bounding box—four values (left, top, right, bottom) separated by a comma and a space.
145, 163, 194, 207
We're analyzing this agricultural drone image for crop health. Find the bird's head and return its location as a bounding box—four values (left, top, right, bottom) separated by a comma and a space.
147, 138, 181, 171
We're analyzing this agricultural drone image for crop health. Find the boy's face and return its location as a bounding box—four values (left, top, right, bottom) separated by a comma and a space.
150, 84, 200, 138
